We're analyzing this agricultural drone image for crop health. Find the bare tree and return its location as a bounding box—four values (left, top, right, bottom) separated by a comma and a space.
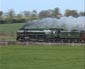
39, 10, 53, 18
0, 11, 3, 20
64, 9, 78, 17
53, 7, 61, 18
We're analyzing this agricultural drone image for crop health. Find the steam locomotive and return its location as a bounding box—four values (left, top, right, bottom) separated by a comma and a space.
16, 28, 85, 43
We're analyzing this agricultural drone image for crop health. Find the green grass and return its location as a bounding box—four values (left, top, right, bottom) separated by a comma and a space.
0, 45, 84, 69
0, 23, 25, 34
0, 23, 25, 41
0, 36, 16, 41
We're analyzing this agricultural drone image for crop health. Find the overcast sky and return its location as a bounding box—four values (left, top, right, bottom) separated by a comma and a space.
0, 0, 84, 13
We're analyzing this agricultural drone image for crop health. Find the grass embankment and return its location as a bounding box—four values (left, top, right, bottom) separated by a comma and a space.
0, 23, 24, 34
0, 45, 84, 69
0, 23, 25, 41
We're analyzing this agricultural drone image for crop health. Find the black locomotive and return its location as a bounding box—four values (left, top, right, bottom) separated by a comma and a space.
16, 18, 85, 43
16, 28, 85, 43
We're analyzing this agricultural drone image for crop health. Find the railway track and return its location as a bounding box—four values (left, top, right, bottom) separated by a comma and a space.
0, 40, 84, 46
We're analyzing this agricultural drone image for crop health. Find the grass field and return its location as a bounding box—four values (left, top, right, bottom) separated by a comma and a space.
0, 36, 16, 41
0, 45, 84, 69
0, 23, 25, 34
0, 23, 25, 41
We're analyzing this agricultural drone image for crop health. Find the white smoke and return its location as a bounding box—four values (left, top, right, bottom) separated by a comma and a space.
59, 16, 85, 31
25, 16, 85, 31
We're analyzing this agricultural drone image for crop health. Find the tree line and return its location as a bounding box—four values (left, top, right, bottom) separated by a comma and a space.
0, 7, 85, 24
